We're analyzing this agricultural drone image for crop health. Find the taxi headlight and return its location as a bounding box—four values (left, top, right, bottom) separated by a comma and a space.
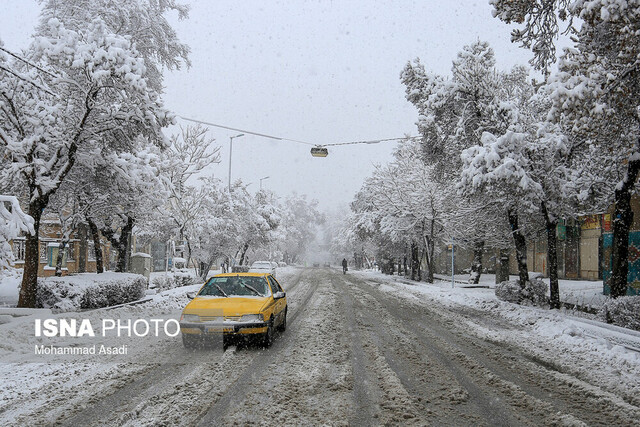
241, 314, 264, 322
181, 314, 200, 322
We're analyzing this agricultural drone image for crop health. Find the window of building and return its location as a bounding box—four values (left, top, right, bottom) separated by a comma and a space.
66, 242, 75, 262
47, 243, 66, 268
87, 241, 96, 261
40, 243, 47, 262
12, 240, 25, 261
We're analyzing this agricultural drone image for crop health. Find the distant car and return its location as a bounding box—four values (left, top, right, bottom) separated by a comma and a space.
249, 261, 277, 277
180, 273, 287, 348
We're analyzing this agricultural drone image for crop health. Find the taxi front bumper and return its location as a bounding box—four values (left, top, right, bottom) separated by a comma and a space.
180, 320, 268, 335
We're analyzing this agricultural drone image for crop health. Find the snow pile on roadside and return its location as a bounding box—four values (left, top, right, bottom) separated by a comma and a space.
37, 272, 147, 311
0, 268, 22, 304
150, 270, 198, 291
495, 279, 547, 305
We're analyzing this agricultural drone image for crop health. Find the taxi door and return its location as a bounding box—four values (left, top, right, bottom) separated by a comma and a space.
268, 275, 286, 326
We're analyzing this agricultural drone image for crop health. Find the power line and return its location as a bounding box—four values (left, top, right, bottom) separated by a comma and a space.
177, 114, 420, 148
177, 115, 315, 146
323, 135, 421, 147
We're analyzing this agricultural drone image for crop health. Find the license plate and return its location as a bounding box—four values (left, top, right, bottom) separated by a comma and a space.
205, 326, 233, 333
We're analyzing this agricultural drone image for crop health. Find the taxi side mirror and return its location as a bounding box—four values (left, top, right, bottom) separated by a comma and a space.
186, 291, 196, 300
273, 291, 286, 300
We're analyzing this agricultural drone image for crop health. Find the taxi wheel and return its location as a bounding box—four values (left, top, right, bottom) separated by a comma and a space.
262, 317, 274, 348
277, 308, 287, 332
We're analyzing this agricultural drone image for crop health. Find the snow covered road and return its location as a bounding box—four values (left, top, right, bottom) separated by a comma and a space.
1, 267, 638, 425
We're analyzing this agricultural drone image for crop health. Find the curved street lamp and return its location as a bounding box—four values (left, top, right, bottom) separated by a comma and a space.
228, 133, 245, 191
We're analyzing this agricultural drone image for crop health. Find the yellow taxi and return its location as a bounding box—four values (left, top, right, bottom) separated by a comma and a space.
179, 273, 287, 348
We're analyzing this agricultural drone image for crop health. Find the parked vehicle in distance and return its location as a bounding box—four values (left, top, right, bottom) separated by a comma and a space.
249, 260, 277, 277
179, 273, 287, 348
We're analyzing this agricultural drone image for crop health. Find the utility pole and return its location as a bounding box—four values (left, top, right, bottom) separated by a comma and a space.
260, 176, 270, 190
228, 133, 245, 192
451, 236, 455, 288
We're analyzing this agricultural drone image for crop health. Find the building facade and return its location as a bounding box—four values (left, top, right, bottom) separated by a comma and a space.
10, 216, 111, 277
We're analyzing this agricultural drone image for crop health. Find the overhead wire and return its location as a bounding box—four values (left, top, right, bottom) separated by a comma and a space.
323, 136, 421, 147
178, 115, 316, 146
177, 115, 420, 148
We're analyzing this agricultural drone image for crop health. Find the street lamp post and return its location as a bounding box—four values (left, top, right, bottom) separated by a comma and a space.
228, 133, 245, 191
259, 176, 270, 190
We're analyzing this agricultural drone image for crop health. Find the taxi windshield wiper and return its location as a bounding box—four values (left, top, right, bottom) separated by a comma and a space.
214, 283, 229, 297
240, 280, 261, 296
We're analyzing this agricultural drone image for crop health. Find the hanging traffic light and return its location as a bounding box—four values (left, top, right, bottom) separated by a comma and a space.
310, 146, 328, 157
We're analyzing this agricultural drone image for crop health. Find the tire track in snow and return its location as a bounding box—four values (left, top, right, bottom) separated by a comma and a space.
331, 274, 376, 426
353, 273, 639, 426
343, 273, 522, 425
51, 269, 307, 426
194, 270, 320, 426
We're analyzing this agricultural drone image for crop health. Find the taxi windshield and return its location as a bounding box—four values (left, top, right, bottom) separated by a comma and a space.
199, 276, 270, 297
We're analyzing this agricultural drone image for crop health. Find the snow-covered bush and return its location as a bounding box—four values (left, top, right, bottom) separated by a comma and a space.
36, 273, 146, 311
0, 267, 22, 302
599, 296, 640, 332
150, 271, 197, 291
495, 279, 547, 306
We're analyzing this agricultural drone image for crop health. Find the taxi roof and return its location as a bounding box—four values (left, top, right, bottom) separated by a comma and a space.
213, 272, 270, 277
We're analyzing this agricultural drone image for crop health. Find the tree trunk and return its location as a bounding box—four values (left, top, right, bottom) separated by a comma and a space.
541, 202, 560, 308
78, 223, 87, 273
385, 257, 394, 275
101, 216, 134, 273
118, 216, 134, 273
198, 261, 211, 280
469, 240, 485, 284
423, 235, 435, 283
403, 253, 408, 277
507, 209, 529, 288
124, 218, 133, 271
54, 240, 67, 277
610, 154, 640, 298
424, 219, 437, 283
87, 218, 104, 273
410, 242, 420, 281
239, 242, 250, 266
18, 200, 45, 308
497, 249, 510, 283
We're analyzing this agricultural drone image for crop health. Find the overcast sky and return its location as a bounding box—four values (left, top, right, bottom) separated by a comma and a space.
0, 0, 537, 212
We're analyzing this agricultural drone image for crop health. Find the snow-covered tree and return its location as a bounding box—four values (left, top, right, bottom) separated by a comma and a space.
349, 139, 448, 282
242, 190, 283, 263
273, 193, 324, 265
402, 41, 524, 284
36, 0, 191, 91
46, 190, 90, 276
1, 18, 172, 307
491, 0, 640, 297
163, 124, 220, 260
87, 141, 169, 272
186, 179, 240, 279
